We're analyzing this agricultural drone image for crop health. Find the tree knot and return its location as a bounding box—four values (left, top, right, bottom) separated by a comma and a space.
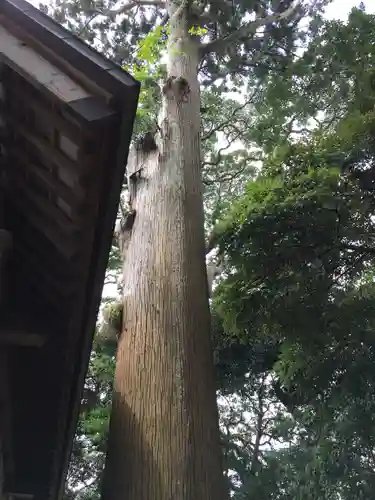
162, 76, 190, 102
135, 132, 158, 153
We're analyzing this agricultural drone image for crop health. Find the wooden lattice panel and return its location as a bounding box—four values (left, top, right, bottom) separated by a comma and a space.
1, 65, 112, 323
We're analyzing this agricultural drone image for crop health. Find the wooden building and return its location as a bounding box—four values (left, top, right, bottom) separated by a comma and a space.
0, 1, 140, 499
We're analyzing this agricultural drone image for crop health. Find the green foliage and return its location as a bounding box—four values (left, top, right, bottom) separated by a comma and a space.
211, 43, 375, 498
122, 26, 168, 136
136, 25, 168, 64
188, 25, 208, 38
208, 14, 375, 492
102, 301, 123, 335
215, 123, 375, 375
65, 333, 115, 499
250, 7, 375, 151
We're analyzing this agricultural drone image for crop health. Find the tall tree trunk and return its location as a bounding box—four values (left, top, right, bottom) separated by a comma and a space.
102, 2, 227, 500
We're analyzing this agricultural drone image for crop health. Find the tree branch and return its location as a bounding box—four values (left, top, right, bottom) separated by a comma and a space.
91, 0, 165, 17
206, 230, 217, 255
202, 115, 256, 170
199, 1, 301, 57
202, 97, 253, 142
341, 243, 375, 256
203, 158, 258, 184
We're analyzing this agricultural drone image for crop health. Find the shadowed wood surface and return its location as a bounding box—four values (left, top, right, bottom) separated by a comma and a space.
0, 1, 140, 499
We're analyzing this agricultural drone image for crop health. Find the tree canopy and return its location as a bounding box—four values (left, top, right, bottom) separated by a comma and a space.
211, 7, 375, 497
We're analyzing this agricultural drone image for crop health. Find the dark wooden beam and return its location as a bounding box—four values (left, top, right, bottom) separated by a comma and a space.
8, 194, 77, 258
7, 71, 84, 142
0, 316, 48, 348
13, 246, 77, 299
8, 151, 84, 216
1, 105, 81, 176
0, 24, 91, 106
0, 331, 46, 348
5, 493, 34, 500
0, 349, 14, 492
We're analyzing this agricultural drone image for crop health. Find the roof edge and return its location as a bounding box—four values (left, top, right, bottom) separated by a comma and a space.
54, 84, 139, 500
0, 0, 140, 99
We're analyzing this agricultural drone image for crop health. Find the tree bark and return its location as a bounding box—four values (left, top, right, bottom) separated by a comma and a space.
102, 2, 227, 500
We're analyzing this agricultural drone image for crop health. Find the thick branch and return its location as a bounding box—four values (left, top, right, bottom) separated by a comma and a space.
202, 97, 253, 142
250, 380, 265, 474
206, 229, 218, 255
200, 1, 301, 56
203, 158, 258, 184
202, 117, 257, 171
91, 0, 165, 17
341, 243, 375, 256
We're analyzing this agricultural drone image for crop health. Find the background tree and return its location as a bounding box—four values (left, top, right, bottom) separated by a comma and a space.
212, 8, 375, 497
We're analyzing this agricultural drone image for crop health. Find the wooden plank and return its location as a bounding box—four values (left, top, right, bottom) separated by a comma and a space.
8, 195, 76, 259
13, 240, 83, 291
11, 217, 75, 268
5, 122, 105, 231
7, 148, 84, 211
0, 349, 14, 495
3, 108, 81, 175
0, 14, 113, 103
3, 65, 90, 145
9, 221, 77, 279
8, 79, 83, 143
0, 332, 46, 348
0, 229, 12, 308
0, 26, 91, 104
5, 494, 34, 500
13, 243, 77, 297
4, 123, 85, 204
0, 349, 8, 432
0, 315, 47, 348
14, 278, 64, 319
11, 173, 76, 231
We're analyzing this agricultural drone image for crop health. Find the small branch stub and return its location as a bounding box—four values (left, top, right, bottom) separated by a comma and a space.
199, 1, 301, 57
129, 168, 144, 183
119, 209, 136, 233
135, 132, 158, 154
114, 210, 137, 256
162, 76, 190, 102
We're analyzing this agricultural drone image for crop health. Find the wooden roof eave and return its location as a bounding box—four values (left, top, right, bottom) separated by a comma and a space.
0, 0, 139, 101
54, 95, 139, 500
0, 1, 140, 499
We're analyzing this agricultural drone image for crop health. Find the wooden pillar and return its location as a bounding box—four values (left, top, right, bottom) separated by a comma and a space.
0, 334, 45, 500
0, 230, 12, 309
0, 346, 15, 500
0, 348, 9, 500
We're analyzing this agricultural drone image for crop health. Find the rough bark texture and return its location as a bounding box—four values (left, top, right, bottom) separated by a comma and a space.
102, 2, 227, 500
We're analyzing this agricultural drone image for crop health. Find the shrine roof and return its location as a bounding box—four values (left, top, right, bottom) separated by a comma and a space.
0, 1, 139, 499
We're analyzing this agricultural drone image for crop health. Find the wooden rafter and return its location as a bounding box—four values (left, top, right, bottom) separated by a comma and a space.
0, 331, 46, 348
0, 25, 90, 105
